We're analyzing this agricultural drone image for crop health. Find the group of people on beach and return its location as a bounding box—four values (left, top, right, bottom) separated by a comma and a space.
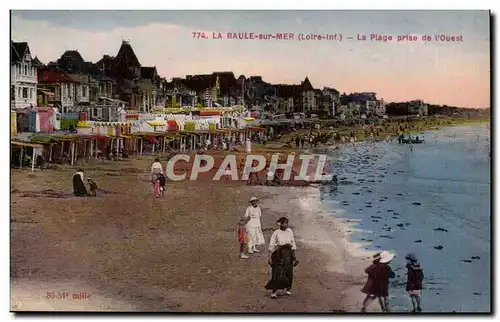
237, 197, 299, 299
360, 250, 424, 313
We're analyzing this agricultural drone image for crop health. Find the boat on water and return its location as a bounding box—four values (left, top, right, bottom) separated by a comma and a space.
401, 138, 425, 144
398, 134, 425, 144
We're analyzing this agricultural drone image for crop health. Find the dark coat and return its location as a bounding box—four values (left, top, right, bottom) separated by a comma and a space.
406, 263, 424, 291
361, 262, 395, 298
73, 173, 88, 197
158, 174, 166, 187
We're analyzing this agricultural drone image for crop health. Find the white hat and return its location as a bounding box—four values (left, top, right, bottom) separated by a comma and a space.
249, 196, 259, 202
379, 250, 395, 263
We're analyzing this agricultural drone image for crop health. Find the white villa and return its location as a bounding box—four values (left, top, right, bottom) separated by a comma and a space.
11, 41, 38, 109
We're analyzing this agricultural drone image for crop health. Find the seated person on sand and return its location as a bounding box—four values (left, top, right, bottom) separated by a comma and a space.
73, 169, 88, 197
87, 177, 98, 196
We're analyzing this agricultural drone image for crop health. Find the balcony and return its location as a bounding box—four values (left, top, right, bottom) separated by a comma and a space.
15, 74, 37, 84
60, 95, 74, 104
76, 95, 90, 103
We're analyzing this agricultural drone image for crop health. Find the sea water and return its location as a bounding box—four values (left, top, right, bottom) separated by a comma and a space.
319, 124, 491, 312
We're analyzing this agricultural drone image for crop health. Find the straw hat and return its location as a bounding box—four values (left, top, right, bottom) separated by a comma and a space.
379, 250, 395, 263
249, 196, 259, 202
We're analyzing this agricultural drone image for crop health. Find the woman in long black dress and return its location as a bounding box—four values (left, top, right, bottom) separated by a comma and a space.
266, 217, 299, 298
73, 169, 88, 197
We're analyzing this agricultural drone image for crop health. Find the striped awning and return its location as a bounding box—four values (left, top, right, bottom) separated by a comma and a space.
200, 111, 222, 116
95, 122, 131, 127
126, 114, 140, 119
76, 121, 92, 128
184, 121, 195, 132
167, 119, 179, 131
147, 120, 166, 127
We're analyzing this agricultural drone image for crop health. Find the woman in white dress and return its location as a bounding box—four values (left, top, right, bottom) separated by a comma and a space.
244, 196, 265, 254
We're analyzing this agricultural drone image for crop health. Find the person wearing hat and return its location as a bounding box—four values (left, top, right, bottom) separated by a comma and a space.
266, 217, 298, 299
361, 250, 396, 313
244, 197, 265, 254
405, 253, 424, 312
360, 252, 381, 310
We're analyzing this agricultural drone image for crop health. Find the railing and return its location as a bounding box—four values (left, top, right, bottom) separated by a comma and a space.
15, 75, 37, 83
76, 96, 90, 103
14, 98, 34, 104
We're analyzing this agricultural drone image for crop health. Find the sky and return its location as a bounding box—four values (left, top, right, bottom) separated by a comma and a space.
11, 10, 490, 108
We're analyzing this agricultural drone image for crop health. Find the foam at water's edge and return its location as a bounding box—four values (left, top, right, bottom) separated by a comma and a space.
255, 185, 374, 312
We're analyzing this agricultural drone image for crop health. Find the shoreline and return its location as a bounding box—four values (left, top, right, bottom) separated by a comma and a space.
255, 185, 376, 312
306, 123, 490, 312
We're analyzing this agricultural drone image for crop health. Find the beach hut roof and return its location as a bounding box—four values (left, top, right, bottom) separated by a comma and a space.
11, 140, 44, 149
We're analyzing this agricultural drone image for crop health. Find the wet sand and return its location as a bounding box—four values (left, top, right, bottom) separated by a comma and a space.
10, 155, 368, 312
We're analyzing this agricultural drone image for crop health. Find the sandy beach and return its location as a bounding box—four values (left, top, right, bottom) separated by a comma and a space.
10, 154, 373, 312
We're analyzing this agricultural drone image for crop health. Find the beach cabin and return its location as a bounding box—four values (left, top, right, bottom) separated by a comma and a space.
15, 108, 31, 133
11, 140, 45, 171
11, 110, 17, 137
35, 107, 55, 133
239, 117, 257, 128
51, 108, 61, 131
60, 112, 80, 131
87, 97, 126, 122
17, 107, 56, 134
